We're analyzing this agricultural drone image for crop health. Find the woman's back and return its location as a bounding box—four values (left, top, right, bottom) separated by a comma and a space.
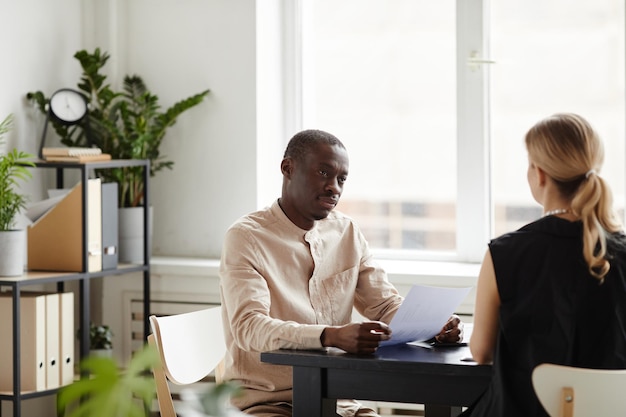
466, 113, 626, 417
466, 216, 626, 416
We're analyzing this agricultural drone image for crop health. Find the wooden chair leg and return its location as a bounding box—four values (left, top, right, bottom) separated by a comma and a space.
560, 387, 574, 417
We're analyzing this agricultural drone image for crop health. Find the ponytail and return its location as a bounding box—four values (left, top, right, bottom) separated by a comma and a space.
571, 170, 621, 283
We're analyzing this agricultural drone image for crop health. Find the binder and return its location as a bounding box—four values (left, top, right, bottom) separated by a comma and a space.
87, 178, 103, 272
45, 293, 60, 389
58, 292, 74, 386
0, 293, 46, 392
28, 178, 103, 272
101, 182, 119, 270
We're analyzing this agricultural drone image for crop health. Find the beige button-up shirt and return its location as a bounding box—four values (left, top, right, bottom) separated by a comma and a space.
219, 200, 403, 411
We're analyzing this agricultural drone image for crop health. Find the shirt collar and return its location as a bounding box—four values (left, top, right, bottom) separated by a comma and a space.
270, 199, 318, 235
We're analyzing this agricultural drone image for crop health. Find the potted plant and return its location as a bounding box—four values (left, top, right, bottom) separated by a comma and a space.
81, 322, 114, 356
77, 322, 114, 357
58, 343, 243, 417
0, 114, 35, 276
57, 344, 158, 417
27, 48, 210, 261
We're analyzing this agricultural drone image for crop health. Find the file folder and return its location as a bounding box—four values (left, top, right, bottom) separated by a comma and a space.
28, 178, 103, 272
59, 292, 74, 386
101, 182, 118, 270
45, 293, 60, 389
0, 293, 46, 392
87, 178, 103, 272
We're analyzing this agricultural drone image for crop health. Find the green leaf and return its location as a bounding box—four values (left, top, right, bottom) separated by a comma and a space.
0, 114, 35, 230
57, 345, 159, 417
26, 48, 210, 208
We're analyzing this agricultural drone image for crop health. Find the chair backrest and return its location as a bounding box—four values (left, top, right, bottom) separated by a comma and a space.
148, 306, 226, 417
532, 363, 626, 417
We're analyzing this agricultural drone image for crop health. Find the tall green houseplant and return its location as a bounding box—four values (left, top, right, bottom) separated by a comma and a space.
27, 48, 210, 207
0, 114, 35, 231
0, 113, 35, 276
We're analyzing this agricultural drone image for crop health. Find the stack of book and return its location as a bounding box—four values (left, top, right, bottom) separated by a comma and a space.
42, 147, 112, 163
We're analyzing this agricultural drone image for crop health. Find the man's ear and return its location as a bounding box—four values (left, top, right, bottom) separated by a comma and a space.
281, 158, 293, 178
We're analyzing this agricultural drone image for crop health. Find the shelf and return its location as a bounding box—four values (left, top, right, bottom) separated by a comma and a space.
34, 158, 149, 169
1, 159, 151, 417
0, 264, 148, 286
0, 387, 63, 401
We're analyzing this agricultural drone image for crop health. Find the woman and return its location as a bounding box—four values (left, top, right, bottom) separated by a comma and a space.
463, 113, 626, 416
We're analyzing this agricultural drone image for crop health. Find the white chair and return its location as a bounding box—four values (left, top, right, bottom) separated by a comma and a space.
532, 363, 626, 417
148, 306, 226, 417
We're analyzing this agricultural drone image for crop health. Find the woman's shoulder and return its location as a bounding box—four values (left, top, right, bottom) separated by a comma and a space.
489, 218, 542, 245
492, 217, 581, 243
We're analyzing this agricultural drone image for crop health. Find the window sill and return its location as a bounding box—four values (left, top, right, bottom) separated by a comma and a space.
377, 259, 480, 286
151, 256, 480, 286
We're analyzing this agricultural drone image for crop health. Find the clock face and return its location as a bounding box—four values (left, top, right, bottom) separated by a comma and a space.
49, 89, 88, 123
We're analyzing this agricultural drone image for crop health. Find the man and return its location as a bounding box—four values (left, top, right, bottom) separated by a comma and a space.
220, 129, 462, 417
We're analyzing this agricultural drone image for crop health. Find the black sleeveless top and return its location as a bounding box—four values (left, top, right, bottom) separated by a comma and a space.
462, 216, 626, 417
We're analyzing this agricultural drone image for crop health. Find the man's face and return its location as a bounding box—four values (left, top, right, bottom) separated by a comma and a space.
280, 143, 349, 230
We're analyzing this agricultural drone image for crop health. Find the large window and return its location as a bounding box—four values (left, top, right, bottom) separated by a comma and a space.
490, 0, 625, 235
298, 0, 624, 263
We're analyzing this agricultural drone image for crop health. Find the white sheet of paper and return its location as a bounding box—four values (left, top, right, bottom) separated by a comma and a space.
25, 194, 66, 223
380, 284, 472, 346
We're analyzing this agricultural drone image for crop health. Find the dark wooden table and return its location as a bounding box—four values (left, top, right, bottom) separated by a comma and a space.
261, 342, 492, 417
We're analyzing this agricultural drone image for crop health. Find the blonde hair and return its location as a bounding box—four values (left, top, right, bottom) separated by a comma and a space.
525, 113, 622, 283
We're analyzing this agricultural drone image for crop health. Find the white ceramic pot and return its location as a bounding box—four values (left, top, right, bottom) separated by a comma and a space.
118, 206, 153, 264
0, 229, 25, 276
89, 349, 113, 358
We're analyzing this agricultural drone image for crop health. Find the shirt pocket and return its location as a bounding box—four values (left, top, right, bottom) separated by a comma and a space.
316, 266, 359, 324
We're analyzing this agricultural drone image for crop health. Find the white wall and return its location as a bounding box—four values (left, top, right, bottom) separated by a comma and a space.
0, 2, 286, 415
1, 1, 82, 415
120, 0, 264, 258
0, 0, 86, 208
2, 0, 287, 259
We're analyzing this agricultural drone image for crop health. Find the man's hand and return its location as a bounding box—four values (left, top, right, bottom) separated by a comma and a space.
434, 314, 464, 344
321, 321, 391, 354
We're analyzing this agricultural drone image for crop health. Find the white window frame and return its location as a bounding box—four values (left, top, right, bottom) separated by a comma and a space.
456, 0, 492, 262
282, 0, 492, 264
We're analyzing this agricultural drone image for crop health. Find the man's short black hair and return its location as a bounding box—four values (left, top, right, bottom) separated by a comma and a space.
283, 129, 346, 162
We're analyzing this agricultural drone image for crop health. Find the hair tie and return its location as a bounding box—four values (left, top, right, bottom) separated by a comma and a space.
585, 169, 597, 179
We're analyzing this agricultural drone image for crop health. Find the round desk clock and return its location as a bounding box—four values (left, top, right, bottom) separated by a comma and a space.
38, 88, 89, 159
49, 88, 88, 124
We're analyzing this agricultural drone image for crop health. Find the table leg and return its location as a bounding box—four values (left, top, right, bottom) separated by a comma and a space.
293, 366, 337, 417
424, 404, 464, 417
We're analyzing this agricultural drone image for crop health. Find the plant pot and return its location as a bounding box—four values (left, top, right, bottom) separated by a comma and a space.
89, 349, 113, 359
118, 206, 153, 264
0, 229, 25, 276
